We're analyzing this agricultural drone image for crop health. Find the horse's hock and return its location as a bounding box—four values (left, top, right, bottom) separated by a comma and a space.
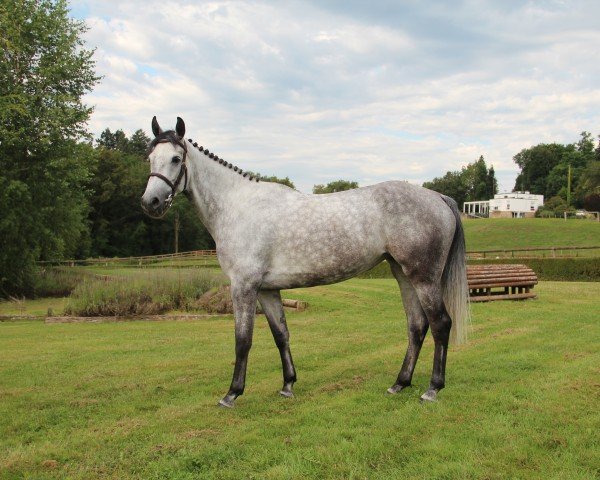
467, 264, 538, 302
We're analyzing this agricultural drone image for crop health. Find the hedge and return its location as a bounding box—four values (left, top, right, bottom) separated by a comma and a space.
358, 258, 600, 282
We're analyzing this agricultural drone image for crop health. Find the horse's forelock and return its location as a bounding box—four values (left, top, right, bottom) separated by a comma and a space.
146, 130, 181, 157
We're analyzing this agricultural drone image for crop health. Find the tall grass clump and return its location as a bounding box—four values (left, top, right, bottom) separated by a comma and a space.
33, 267, 86, 297
64, 269, 226, 316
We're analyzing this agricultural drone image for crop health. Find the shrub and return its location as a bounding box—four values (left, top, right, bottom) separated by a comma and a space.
64, 269, 226, 316
469, 258, 600, 282
358, 258, 600, 281
33, 267, 86, 297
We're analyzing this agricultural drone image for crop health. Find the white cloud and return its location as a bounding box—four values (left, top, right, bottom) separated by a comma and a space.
71, 0, 600, 193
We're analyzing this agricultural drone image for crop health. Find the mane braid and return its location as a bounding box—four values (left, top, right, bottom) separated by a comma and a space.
187, 137, 259, 182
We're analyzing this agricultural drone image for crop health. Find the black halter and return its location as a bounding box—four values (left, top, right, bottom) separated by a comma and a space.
148, 137, 188, 196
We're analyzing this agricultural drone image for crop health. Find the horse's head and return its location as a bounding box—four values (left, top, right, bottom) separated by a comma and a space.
141, 116, 188, 218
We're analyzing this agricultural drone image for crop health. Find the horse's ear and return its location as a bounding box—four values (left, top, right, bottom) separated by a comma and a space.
151, 116, 163, 137
175, 117, 185, 139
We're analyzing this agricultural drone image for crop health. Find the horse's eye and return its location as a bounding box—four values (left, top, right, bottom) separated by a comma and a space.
172, 156, 181, 164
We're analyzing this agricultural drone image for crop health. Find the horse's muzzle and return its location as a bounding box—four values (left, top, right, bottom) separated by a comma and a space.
141, 192, 173, 218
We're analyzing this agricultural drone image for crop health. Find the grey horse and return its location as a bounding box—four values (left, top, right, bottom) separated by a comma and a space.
141, 117, 469, 408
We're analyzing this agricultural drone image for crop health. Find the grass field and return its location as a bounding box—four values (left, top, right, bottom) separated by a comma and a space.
463, 218, 600, 251
1, 279, 598, 479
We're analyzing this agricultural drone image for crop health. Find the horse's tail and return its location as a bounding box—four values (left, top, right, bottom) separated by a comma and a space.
440, 195, 470, 345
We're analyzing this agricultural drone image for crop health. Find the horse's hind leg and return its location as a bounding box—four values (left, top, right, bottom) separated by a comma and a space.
387, 259, 430, 394
258, 289, 297, 397
410, 281, 452, 402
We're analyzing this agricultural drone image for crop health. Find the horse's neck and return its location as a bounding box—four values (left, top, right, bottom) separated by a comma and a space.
185, 146, 245, 235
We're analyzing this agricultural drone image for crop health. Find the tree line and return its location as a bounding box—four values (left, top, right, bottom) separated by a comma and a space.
513, 132, 600, 214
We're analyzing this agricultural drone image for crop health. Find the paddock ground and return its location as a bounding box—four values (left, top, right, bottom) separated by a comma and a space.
1, 280, 598, 479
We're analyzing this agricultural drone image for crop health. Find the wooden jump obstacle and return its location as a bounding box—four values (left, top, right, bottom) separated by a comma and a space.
467, 264, 538, 302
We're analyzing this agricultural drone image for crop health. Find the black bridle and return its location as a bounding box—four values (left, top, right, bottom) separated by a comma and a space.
148, 137, 188, 199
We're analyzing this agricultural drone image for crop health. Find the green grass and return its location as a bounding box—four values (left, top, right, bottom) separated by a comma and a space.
0, 297, 66, 318
463, 218, 600, 251
1, 279, 598, 479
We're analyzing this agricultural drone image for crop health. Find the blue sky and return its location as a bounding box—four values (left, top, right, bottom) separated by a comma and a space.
70, 0, 600, 193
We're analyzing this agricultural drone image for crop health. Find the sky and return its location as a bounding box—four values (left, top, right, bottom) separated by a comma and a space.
70, 0, 600, 194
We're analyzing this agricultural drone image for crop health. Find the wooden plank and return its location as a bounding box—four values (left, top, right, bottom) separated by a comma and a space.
468, 278, 536, 284
469, 282, 537, 289
470, 292, 537, 302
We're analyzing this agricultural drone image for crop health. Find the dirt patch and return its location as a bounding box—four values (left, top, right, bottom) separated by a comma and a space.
319, 375, 365, 393
180, 428, 220, 439
41, 460, 59, 469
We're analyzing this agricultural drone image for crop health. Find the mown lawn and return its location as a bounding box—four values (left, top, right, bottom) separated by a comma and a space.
463, 217, 600, 251
1, 280, 598, 479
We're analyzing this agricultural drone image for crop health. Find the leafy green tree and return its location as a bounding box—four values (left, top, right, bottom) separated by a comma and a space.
244, 171, 295, 189
261, 175, 295, 189
513, 143, 567, 194
513, 132, 597, 206
0, 0, 98, 296
423, 156, 497, 208
313, 180, 359, 194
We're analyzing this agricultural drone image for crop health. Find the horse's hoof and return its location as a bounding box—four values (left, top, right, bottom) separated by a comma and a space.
279, 389, 294, 398
387, 384, 408, 394
218, 397, 235, 408
420, 389, 438, 402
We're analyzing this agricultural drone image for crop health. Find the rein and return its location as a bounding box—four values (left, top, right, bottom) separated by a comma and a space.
148, 137, 188, 198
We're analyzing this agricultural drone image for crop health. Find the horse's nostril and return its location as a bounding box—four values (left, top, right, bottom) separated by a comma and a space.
151, 197, 160, 207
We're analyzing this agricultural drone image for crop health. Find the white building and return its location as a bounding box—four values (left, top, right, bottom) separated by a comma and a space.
463, 192, 544, 218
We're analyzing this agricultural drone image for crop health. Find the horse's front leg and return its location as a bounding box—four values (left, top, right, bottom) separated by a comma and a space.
219, 280, 259, 408
258, 289, 297, 397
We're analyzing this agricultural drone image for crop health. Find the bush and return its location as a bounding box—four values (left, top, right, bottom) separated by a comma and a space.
358, 258, 600, 281
64, 269, 226, 316
33, 267, 86, 297
469, 258, 600, 281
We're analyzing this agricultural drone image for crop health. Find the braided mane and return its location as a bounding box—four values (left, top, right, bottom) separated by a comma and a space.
187, 136, 260, 182
147, 131, 259, 182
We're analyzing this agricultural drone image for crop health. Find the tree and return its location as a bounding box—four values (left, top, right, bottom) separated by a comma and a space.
128, 129, 151, 157
513, 132, 597, 206
313, 180, 359, 194
486, 166, 498, 199
244, 171, 295, 189
260, 175, 295, 189
96, 128, 131, 153
0, 0, 98, 296
423, 156, 496, 208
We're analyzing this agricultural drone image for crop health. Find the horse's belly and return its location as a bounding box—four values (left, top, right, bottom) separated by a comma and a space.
261, 252, 384, 290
